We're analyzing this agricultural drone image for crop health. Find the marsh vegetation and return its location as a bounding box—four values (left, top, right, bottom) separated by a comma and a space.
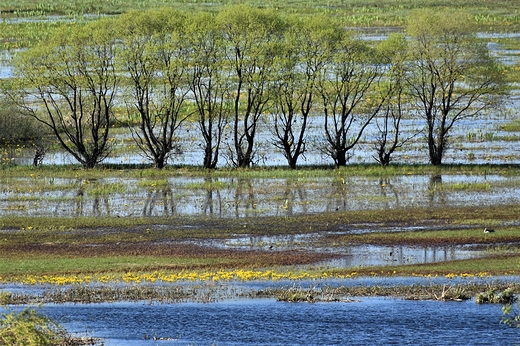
1, 165, 520, 282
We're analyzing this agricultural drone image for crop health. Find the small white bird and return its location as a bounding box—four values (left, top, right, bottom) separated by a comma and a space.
483, 228, 495, 233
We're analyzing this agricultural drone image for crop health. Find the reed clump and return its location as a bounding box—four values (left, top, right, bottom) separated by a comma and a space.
2, 284, 235, 305
476, 288, 517, 304
254, 281, 520, 302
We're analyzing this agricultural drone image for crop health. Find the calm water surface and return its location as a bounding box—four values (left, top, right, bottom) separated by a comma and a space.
36, 298, 518, 345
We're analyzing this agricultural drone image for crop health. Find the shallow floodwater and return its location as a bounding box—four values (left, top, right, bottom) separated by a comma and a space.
198, 235, 488, 268
2, 173, 520, 218
5, 112, 520, 168
30, 298, 519, 345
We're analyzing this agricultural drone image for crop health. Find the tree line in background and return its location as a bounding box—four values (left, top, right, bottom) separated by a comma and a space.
3, 5, 506, 169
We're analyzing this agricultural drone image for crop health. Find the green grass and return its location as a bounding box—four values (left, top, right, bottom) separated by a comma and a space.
0, 203, 519, 279
350, 255, 520, 276
2, 163, 518, 180
501, 119, 520, 132
0, 21, 81, 48
0, 256, 228, 276
1, 165, 520, 281
434, 182, 492, 191
0, 0, 518, 32
333, 226, 520, 246
2, 202, 520, 238
0, 0, 518, 18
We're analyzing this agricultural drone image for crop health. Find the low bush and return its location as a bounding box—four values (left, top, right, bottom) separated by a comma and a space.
476, 288, 517, 304
0, 98, 41, 142
0, 306, 101, 345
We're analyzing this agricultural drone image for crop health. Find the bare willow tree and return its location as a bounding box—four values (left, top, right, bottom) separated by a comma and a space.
10, 19, 118, 169
405, 9, 505, 165
185, 12, 230, 169
271, 15, 339, 169
316, 33, 387, 167
118, 10, 190, 168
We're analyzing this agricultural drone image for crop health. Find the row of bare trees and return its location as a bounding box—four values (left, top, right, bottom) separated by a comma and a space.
5, 6, 505, 169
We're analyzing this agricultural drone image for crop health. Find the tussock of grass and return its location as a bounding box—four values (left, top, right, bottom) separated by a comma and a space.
501, 119, 520, 132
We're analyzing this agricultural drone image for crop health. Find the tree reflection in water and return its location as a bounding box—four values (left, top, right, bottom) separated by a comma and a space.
2, 174, 519, 218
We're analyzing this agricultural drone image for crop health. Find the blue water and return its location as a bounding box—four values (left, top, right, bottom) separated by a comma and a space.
35, 298, 518, 345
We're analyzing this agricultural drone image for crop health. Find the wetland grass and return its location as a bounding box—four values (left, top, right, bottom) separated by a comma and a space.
330, 226, 520, 246
2, 201, 520, 243
501, 119, 520, 132
2, 162, 520, 179
259, 280, 520, 302
342, 255, 520, 277
0, 0, 518, 31
3, 270, 519, 304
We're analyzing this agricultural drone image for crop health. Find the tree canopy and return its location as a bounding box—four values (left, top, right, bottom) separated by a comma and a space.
405, 9, 506, 165
11, 18, 119, 169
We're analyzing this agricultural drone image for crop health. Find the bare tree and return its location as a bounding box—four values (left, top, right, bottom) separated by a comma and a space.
11, 19, 118, 169
405, 9, 505, 165
118, 10, 190, 168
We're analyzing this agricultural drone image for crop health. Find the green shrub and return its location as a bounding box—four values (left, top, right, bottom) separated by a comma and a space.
0, 293, 11, 306
0, 307, 63, 345
476, 288, 517, 304
0, 98, 41, 142
0, 306, 102, 345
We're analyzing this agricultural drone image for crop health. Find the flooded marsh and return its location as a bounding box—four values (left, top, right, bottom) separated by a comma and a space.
2, 169, 520, 219
1, 3, 520, 344
1, 166, 520, 282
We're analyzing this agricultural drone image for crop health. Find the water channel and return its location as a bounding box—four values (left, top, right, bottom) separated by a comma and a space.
5, 296, 515, 345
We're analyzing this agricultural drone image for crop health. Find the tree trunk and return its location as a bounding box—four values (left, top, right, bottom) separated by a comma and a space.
335, 150, 347, 167
428, 133, 444, 166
